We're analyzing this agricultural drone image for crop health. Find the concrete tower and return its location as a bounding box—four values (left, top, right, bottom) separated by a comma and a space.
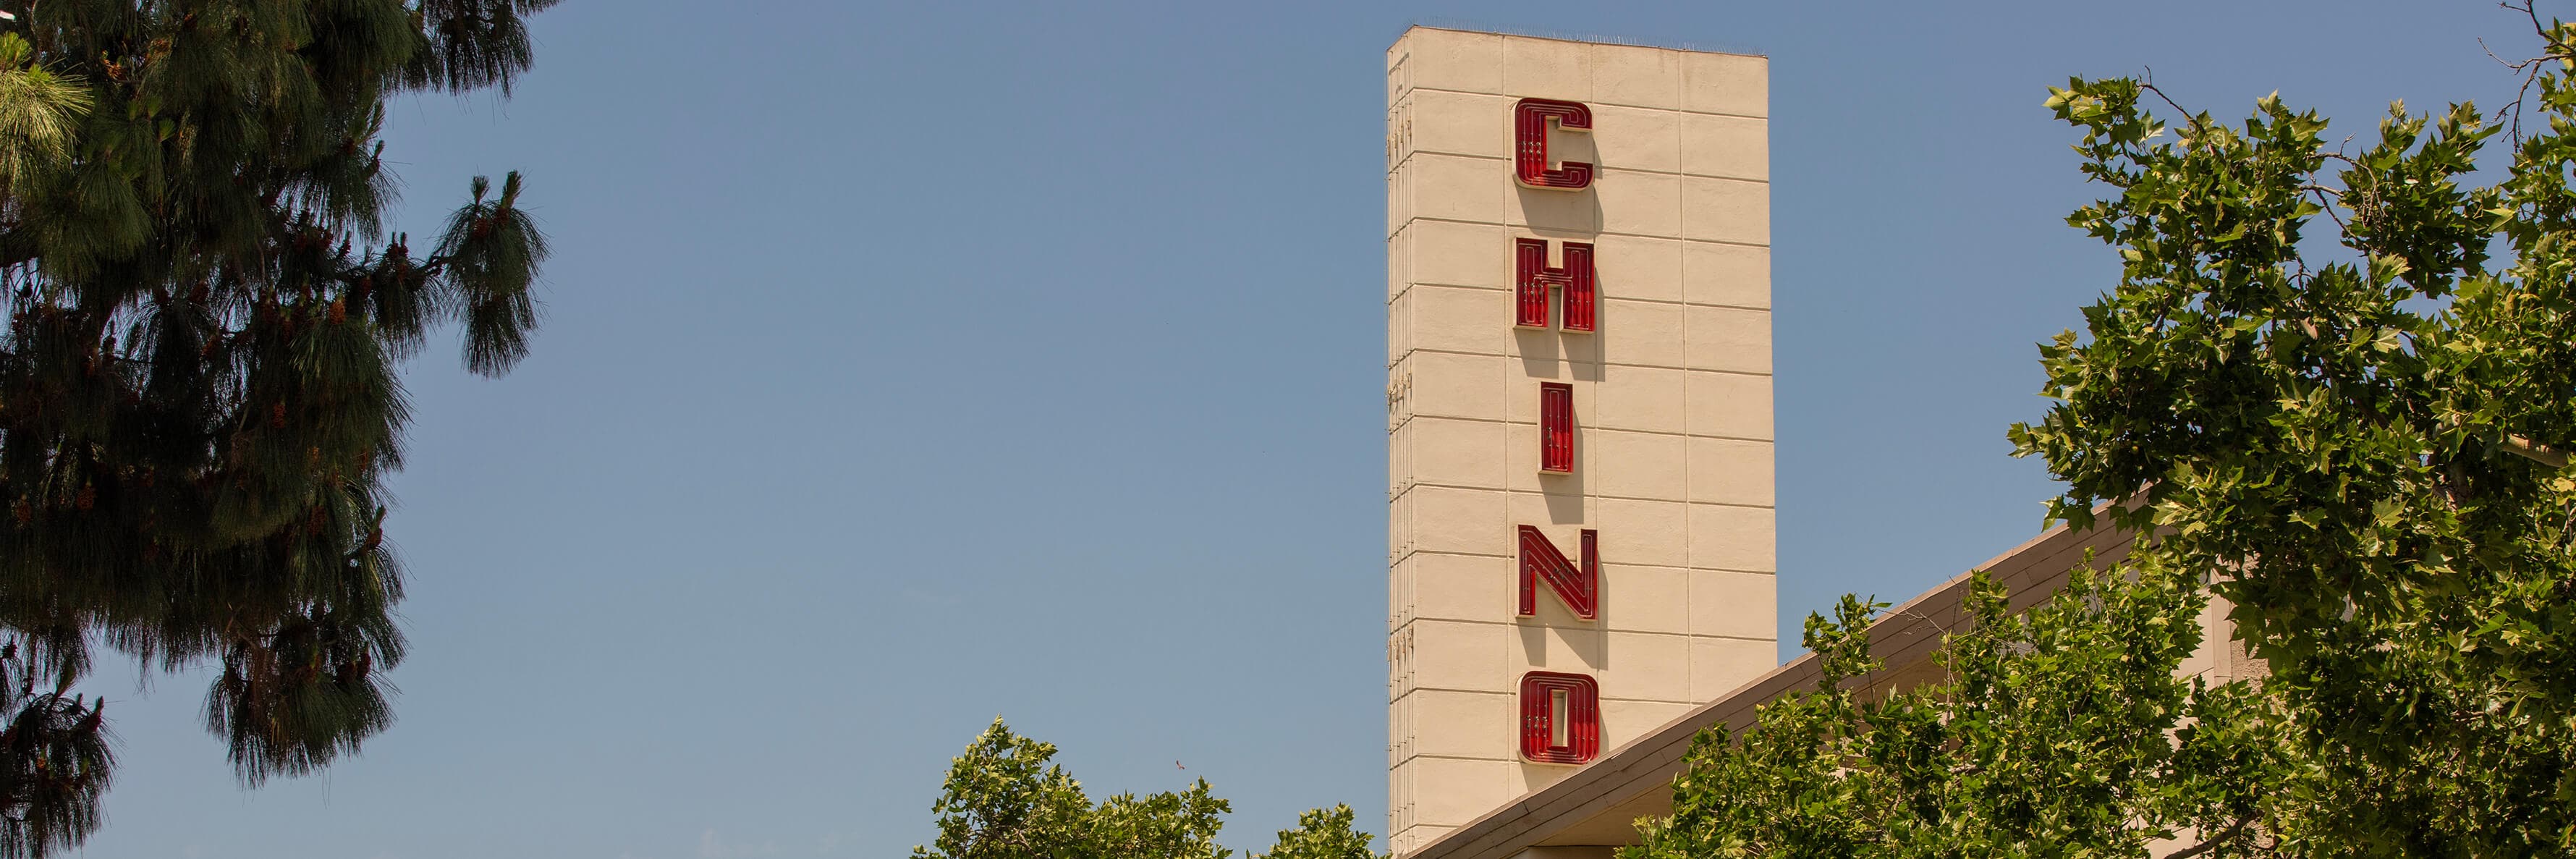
1384, 27, 1776, 855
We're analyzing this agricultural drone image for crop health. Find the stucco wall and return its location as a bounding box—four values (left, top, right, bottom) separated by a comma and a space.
1384, 27, 1776, 855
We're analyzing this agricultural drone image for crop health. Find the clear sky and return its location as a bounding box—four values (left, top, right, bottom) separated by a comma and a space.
69, 1, 2543, 857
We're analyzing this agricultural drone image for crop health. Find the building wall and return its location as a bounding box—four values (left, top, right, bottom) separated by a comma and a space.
1394, 522, 2278, 859
1384, 27, 1776, 855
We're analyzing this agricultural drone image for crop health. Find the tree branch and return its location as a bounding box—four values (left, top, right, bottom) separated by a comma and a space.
2501, 434, 2569, 468
2164, 818, 2255, 859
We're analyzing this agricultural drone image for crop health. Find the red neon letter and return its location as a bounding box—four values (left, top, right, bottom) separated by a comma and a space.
1514, 98, 1593, 190
1514, 239, 1596, 332
1520, 672, 1601, 764
1518, 525, 1598, 620
1540, 383, 1574, 473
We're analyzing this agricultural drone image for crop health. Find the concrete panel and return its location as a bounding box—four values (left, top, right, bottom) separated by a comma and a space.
1410, 486, 1508, 557
1593, 234, 1682, 303
1405, 219, 1512, 290
1408, 551, 1513, 624
1682, 240, 1769, 309
1403, 415, 1508, 490
1598, 298, 1685, 368
1403, 350, 1509, 421
1399, 28, 1507, 96
1595, 170, 1682, 239
1389, 225, 1410, 300
1402, 285, 1515, 357
1391, 826, 1451, 858
1409, 756, 1526, 826
1387, 159, 1412, 237
1601, 699, 1698, 750
1681, 112, 1768, 181
1689, 570, 1779, 640
1391, 491, 1408, 559
1689, 635, 1780, 700
1680, 51, 1767, 117
1603, 564, 1690, 635
1687, 503, 1775, 572
1502, 35, 1591, 102
1681, 305, 1771, 375
1388, 284, 1412, 366
1685, 370, 1773, 441
1506, 488, 1593, 533
1407, 689, 1519, 760
1510, 622, 1605, 672
1411, 153, 1509, 226
1680, 175, 1768, 245
1409, 619, 1511, 692
1685, 436, 1774, 507
1589, 42, 1682, 109
1597, 497, 1688, 569
1507, 184, 1601, 237
1592, 104, 1680, 174
1596, 365, 1686, 434
1410, 88, 1516, 160
1590, 429, 1685, 502
1596, 631, 1692, 703
1509, 326, 1603, 378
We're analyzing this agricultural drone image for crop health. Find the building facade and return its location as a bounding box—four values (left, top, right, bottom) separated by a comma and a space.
1382, 28, 2266, 859
1384, 27, 1778, 855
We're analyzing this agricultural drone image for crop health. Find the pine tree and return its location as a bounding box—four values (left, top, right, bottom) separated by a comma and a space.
0, 2, 557, 853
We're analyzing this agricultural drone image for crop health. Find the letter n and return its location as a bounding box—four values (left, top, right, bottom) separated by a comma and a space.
1514, 239, 1596, 332
1519, 672, 1600, 764
1518, 525, 1598, 620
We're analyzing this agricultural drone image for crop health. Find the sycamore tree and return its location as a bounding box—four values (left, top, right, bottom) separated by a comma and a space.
0, 1, 559, 855
1635, 5, 2576, 857
913, 719, 1381, 859
1625, 567, 2286, 859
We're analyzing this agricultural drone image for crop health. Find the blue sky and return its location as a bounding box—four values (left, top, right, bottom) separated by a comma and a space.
72, 1, 2541, 857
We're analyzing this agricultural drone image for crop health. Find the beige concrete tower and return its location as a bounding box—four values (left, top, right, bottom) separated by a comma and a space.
1384, 27, 1776, 855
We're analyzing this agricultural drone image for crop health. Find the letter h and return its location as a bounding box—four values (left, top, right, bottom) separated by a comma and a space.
1515, 238, 1596, 332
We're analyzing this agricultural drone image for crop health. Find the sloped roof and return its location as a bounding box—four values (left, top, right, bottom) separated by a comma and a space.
1405, 522, 2139, 858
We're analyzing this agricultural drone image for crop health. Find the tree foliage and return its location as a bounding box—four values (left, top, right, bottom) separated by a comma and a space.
1634, 7, 2576, 857
1625, 568, 2286, 859
913, 719, 1381, 859
0, 1, 557, 853
2017, 9, 2576, 853
1259, 805, 1379, 859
